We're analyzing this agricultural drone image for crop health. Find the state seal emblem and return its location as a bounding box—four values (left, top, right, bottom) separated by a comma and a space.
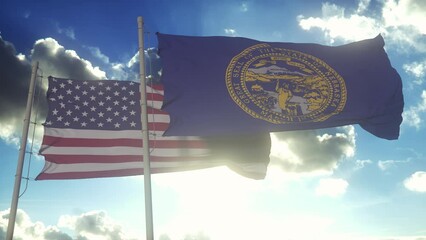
225, 43, 347, 124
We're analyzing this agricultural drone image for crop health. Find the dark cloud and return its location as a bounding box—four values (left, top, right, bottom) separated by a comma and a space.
270, 126, 356, 173
126, 48, 162, 83
0, 36, 33, 143
0, 36, 109, 144
59, 210, 139, 240
44, 228, 73, 240
73, 211, 124, 239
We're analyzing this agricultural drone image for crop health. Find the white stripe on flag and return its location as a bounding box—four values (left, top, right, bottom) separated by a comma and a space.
44, 128, 141, 139
40, 160, 220, 174
148, 113, 169, 123
40, 145, 210, 157
147, 100, 163, 110
43, 128, 202, 141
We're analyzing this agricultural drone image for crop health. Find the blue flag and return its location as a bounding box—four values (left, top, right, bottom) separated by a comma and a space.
158, 33, 403, 140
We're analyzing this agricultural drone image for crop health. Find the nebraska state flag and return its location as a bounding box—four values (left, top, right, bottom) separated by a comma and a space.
158, 33, 403, 140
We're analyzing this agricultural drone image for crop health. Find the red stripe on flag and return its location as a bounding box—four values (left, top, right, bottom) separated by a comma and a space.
147, 122, 169, 131
146, 93, 163, 101
36, 169, 144, 180
149, 84, 164, 91
147, 107, 167, 114
36, 165, 217, 180
42, 154, 211, 164
41, 136, 207, 148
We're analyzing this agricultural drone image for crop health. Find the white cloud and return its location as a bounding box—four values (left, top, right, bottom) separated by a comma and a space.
55, 23, 76, 40
0, 209, 72, 240
111, 62, 132, 80
377, 159, 410, 171
124, 48, 162, 82
0, 122, 21, 146
240, 2, 248, 12
58, 210, 139, 240
82, 46, 141, 80
1, 206, 425, 240
382, 0, 426, 34
127, 51, 139, 68
403, 90, 426, 129
403, 60, 426, 85
224, 28, 238, 36
16, 53, 26, 61
315, 178, 349, 197
356, 0, 370, 14
0, 208, 140, 240
298, 2, 383, 44
31, 38, 106, 80
297, 0, 426, 52
355, 159, 373, 170
85, 46, 110, 64
404, 171, 426, 192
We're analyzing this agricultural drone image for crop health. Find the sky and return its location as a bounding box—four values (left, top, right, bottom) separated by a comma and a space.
0, 0, 425, 239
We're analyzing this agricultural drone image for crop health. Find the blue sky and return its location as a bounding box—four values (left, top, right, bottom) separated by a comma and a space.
1, 0, 426, 239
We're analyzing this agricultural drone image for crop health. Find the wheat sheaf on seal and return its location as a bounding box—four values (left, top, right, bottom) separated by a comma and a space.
225, 43, 347, 124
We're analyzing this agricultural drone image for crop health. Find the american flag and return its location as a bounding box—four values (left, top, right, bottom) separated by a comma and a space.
37, 77, 222, 180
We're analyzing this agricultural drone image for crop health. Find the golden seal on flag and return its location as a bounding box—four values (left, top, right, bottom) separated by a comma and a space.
225, 43, 347, 124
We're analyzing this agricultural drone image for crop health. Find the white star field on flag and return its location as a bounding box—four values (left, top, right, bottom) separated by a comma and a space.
45, 77, 141, 130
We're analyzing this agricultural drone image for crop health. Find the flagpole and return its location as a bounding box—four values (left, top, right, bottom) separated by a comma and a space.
138, 16, 154, 240
6, 61, 39, 240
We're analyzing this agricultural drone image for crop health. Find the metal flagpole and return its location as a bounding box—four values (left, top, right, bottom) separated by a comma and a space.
138, 16, 154, 240
6, 61, 39, 240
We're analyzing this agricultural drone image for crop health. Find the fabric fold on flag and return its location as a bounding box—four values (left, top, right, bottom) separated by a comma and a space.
157, 33, 404, 140
204, 133, 271, 180
37, 77, 271, 180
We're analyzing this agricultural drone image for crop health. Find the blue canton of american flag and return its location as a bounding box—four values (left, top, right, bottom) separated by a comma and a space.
45, 77, 141, 130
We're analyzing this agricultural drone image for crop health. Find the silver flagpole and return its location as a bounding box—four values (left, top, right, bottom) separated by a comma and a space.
138, 16, 154, 240
6, 61, 39, 240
